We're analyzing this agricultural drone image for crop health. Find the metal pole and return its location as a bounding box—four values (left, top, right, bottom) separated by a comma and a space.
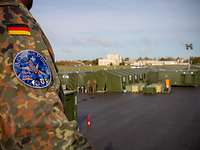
188, 56, 190, 71
185, 43, 193, 71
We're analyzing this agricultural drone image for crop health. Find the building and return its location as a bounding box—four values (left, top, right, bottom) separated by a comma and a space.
98, 53, 122, 66
126, 59, 188, 67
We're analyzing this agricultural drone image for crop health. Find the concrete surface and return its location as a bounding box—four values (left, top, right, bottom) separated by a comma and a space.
78, 87, 200, 150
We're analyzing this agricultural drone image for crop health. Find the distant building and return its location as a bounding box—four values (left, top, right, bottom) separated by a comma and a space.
126, 59, 188, 67
98, 53, 122, 66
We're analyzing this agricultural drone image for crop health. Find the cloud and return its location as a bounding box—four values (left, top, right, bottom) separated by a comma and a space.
71, 37, 113, 47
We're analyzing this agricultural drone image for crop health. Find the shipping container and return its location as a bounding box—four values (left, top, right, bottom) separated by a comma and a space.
143, 86, 156, 94
150, 83, 163, 93
131, 84, 140, 93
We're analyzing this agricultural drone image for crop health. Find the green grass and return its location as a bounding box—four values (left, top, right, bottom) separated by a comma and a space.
57, 65, 131, 73
149, 65, 188, 70
57, 64, 195, 73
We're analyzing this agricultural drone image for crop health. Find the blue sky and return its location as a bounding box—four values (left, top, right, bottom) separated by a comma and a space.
31, 0, 200, 60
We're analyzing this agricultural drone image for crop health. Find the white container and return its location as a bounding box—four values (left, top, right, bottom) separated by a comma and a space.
151, 83, 163, 93
131, 84, 140, 93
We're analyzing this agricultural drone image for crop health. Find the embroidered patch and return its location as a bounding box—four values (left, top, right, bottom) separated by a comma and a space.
13, 50, 52, 88
7, 24, 31, 36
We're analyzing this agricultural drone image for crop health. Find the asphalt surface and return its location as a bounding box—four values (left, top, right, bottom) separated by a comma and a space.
77, 87, 200, 150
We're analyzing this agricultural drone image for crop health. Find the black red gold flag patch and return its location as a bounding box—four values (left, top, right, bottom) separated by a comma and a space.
7, 24, 31, 36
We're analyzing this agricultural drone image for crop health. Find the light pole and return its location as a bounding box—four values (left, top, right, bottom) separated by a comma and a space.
76, 71, 79, 93
185, 43, 193, 70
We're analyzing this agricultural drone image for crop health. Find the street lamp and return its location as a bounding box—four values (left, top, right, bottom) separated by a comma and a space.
185, 43, 193, 70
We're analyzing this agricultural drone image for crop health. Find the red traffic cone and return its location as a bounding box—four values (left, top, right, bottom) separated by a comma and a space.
86, 113, 91, 128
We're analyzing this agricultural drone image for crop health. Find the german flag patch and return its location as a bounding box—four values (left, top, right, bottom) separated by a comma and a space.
7, 24, 31, 36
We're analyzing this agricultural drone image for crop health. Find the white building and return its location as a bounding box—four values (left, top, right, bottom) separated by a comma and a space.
98, 53, 122, 66
129, 60, 186, 67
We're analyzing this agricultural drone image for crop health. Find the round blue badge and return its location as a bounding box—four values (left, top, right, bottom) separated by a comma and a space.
13, 50, 52, 88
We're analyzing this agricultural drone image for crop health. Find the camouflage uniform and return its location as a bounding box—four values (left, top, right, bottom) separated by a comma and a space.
0, 0, 91, 149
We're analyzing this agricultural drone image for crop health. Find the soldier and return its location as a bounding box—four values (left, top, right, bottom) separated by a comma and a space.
0, 0, 92, 149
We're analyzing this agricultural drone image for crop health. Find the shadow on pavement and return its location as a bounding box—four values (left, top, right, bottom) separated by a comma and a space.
104, 142, 115, 150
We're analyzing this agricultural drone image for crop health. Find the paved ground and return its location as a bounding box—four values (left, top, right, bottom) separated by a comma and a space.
77, 87, 200, 150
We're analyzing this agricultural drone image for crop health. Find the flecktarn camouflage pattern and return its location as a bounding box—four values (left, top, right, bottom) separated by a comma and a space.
0, 0, 92, 149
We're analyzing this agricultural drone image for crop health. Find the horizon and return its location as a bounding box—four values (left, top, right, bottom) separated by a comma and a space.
31, 0, 200, 60
56, 55, 190, 62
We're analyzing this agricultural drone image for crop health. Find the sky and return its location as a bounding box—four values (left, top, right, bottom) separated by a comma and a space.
31, 0, 200, 60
